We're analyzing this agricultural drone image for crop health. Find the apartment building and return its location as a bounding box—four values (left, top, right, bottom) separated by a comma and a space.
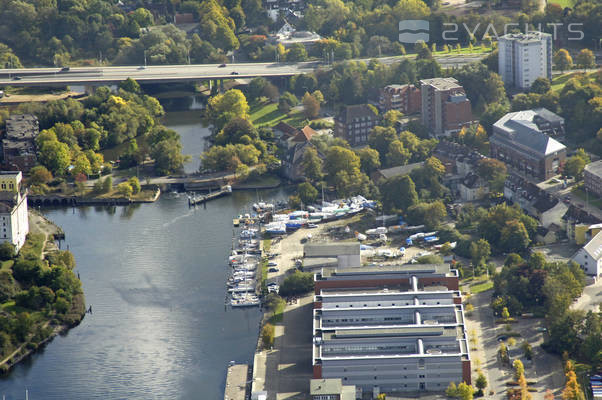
584, 161, 602, 197
490, 108, 566, 181
379, 84, 421, 115
334, 105, 378, 146
420, 78, 473, 137
311, 265, 470, 395
498, 32, 553, 90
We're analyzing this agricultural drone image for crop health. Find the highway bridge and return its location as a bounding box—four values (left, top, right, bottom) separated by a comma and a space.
0, 55, 486, 87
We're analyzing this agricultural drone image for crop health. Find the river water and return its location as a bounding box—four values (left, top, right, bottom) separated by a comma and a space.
0, 96, 288, 399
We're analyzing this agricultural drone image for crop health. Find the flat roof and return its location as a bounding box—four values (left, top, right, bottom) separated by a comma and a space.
585, 161, 602, 178
305, 242, 360, 257
319, 264, 452, 278
310, 378, 342, 395
420, 77, 462, 91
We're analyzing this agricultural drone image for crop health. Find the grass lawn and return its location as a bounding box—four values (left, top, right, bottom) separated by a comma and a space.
470, 280, 494, 294
433, 45, 493, 56
268, 297, 286, 324
249, 101, 308, 128
551, 71, 597, 92
0, 260, 14, 272
548, 0, 574, 7
572, 186, 602, 209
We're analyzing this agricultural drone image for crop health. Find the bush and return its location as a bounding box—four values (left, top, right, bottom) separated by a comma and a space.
0, 242, 15, 261
128, 177, 141, 194
116, 182, 133, 197
261, 323, 275, 349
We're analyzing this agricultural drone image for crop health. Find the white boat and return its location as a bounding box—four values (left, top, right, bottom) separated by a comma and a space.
228, 285, 256, 293
231, 298, 261, 307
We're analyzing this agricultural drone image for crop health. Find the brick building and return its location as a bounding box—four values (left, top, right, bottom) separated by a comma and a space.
379, 84, 421, 115
490, 108, 566, 181
2, 114, 39, 172
334, 105, 378, 146
420, 78, 473, 137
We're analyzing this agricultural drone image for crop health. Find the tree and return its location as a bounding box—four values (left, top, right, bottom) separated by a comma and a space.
72, 153, 92, 176
28, 166, 53, 185
553, 49, 573, 72
457, 382, 473, 400
522, 341, 533, 360
379, 175, 418, 214
287, 43, 307, 61
407, 201, 446, 230
477, 158, 507, 192
323, 146, 361, 181
102, 176, 113, 193
386, 140, 410, 166
302, 92, 320, 119
302, 147, 323, 182
562, 369, 585, 400
151, 138, 188, 175
38, 140, 71, 175
518, 373, 532, 400
502, 307, 510, 320
470, 239, 491, 267
513, 359, 525, 380
298, 182, 318, 205
500, 220, 531, 253
575, 49, 595, 69
414, 41, 432, 60
261, 323, 275, 348
204, 89, 250, 131
446, 382, 459, 398
116, 182, 133, 198
279, 271, 314, 296
356, 147, 381, 175
278, 92, 298, 113
476, 372, 487, 392
564, 155, 587, 179
128, 177, 141, 194
530, 78, 551, 94
0, 242, 15, 261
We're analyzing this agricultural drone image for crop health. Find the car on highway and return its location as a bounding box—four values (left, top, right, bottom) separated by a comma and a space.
230, 71, 239, 75
138, 65, 146, 70
268, 267, 279, 273
12, 76, 22, 80
60, 67, 70, 72
219, 63, 227, 68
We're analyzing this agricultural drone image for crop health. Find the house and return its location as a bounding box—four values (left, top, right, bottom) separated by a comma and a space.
310, 379, 356, 400
490, 109, 566, 181
420, 78, 474, 137
536, 224, 562, 244
584, 161, 602, 197
0, 171, 28, 251
572, 230, 602, 276
379, 84, 421, 114
432, 141, 483, 175
563, 205, 601, 245
370, 161, 424, 183
2, 114, 39, 172
291, 125, 317, 144
272, 21, 321, 48
458, 172, 489, 201
275, 123, 317, 149
281, 142, 323, 182
334, 105, 378, 146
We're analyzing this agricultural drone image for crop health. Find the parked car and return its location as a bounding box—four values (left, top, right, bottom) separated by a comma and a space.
267, 261, 278, 267
267, 282, 278, 287
268, 267, 279, 273
307, 223, 318, 228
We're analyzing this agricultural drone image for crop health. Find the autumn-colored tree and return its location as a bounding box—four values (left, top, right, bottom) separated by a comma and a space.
302, 92, 320, 119
513, 359, 525, 380
553, 49, 573, 72
562, 370, 585, 400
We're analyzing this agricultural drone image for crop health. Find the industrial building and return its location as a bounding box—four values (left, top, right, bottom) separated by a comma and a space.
0, 171, 29, 251
311, 265, 470, 396
2, 114, 39, 172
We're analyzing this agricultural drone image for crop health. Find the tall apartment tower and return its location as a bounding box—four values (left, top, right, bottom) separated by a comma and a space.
498, 32, 552, 90
420, 77, 473, 137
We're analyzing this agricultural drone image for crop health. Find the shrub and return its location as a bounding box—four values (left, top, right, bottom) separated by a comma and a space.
0, 242, 15, 261
261, 323, 275, 349
128, 177, 141, 194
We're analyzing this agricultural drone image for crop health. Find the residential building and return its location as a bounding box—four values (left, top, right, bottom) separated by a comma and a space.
275, 123, 318, 149
379, 84, 421, 115
0, 171, 28, 251
312, 265, 470, 394
2, 114, 39, 172
584, 161, 602, 197
572, 230, 602, 276
563, 206, 601, 245
371, 161, 424, 183
458, 172, 489, 201
420, 78, 473, 137
490, 109, 566, 181
498, 32, 552, 90
282, 142, 324, 182
310, 378, 356, 400
272, 21, 320, 48
334, 105, 378, 146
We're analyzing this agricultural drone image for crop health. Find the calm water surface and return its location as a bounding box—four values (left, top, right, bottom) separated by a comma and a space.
0, 97, 286, 399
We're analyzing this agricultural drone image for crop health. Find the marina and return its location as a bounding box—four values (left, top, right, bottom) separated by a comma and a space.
188, 185, 233, 207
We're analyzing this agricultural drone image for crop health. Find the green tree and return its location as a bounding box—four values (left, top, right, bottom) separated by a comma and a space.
72, 153, 92, 176
477, 158, 507, 192
278, 92, 298, 113
28, 166, 53, 185
301, 147, 323, 182
530, 78, 551, 94
102, 176, 113, 193
0, 242, 15, 261
286, 44, 307, 61
297, 182, 318, 205
151, 139, 188, 175
575, 49, 595, 69
380, 175, 419, 214
261, 323, 275, 348
302, 92, 320, 119
279, 271, 314, 296
446, 382, 459, 397
457, 382, 473, 400
500, 220, 531, 253
414, 41, 432, 60
386, 140, 410, 166
553, 49, 573, 72
128, 177, 141, 194
501, 307, 510, 320
475, 372, 487, 392
470, 239, 491, 267
117, 182, 134, 197
356, 147, 381, 175
39, 140, 71, 175
204, 89, 250, 131
407, 201, 446, 230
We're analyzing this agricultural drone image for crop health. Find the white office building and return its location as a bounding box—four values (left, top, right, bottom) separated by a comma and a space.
498, 32, 552, 90
572, 230, 602, 276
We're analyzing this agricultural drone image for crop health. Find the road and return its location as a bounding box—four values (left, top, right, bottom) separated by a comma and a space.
0, 54, 486, 87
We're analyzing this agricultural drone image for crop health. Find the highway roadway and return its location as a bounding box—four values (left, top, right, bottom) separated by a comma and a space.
0, 54, 486, 87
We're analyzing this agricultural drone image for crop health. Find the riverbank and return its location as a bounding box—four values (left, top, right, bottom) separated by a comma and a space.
29, 186, 161, 207
0, 211, 86, 375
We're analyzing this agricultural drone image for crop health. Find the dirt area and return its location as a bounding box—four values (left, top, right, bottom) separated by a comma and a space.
29, 210, 63, 256
532, 242, 579, 263
0, 91, 85, 105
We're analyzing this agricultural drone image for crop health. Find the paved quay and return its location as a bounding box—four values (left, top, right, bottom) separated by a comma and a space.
224, 364, 249, 400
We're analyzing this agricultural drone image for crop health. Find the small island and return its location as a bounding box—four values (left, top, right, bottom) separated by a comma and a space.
0, 207, 84, 374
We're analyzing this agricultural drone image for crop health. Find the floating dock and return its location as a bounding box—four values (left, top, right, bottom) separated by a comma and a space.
224, 364, 249, 400
188, 185, 232, 207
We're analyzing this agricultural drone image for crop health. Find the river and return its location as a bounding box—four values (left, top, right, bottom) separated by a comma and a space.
0, 95, 288, 399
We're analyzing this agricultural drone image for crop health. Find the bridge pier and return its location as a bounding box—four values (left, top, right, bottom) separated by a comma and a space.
219, 79, 224, 94
84, 85, 96, 95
